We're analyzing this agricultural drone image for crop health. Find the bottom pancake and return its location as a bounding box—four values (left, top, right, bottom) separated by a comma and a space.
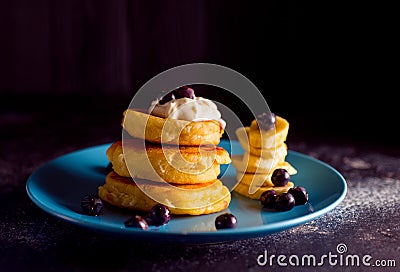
233, 181, 294, 200
98, 172, 231, 215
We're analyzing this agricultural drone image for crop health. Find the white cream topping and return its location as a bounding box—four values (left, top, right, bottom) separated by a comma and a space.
149, 96, 226, 128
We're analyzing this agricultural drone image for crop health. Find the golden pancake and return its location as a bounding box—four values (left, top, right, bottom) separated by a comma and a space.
122, 109, 224, 146
98, 172, 231, 215
231, 144, 288, 174
236, 126, 286, 157
107, 140, 231, 184
233, 181, 294, 200
247, 115, 289, 149
235, 161, 297, 187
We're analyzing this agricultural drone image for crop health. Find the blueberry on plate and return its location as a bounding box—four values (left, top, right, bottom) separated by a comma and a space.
288, 186, 309, 205
124, 215, 149, 230
275, 193, 295, 211
271, 168, 290, 187
215, 213, 237, 229
260, 189, 277, 209
150, 204, 171, 226
81, 194, 103, 216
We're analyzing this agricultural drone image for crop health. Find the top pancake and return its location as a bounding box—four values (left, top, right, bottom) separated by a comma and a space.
122, 109, 224, 146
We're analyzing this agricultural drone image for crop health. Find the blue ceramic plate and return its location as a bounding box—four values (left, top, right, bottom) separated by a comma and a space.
26, 140, 347, 244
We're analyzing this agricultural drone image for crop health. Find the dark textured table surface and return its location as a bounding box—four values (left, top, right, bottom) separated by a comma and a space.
1, 95, 399, 272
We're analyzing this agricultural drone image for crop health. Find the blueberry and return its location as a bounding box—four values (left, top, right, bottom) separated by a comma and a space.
256, 112, 276, 131
81, 194, 103, 216
174, 86, 195, 99
158, 91, 175, 105
271, 168, 290, 187
150, 204, 171, 226
288, 186, 309, 205
275, 193, 295, 211
124, 215, 149, 230
260, 190, 277, 209
215, 213, 237, 229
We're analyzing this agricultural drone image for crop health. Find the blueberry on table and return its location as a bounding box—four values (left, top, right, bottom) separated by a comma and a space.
150, 204, 171, 226
271, 168, 290, 187
256, 112, 276, 131
124, 215, 149, 230
81, 194, 103, 216
215, 213, 237, 229
260, 189, 277, 209
174, 86, 195, 99
275, 193, 295, 211
288, 186, 309, 205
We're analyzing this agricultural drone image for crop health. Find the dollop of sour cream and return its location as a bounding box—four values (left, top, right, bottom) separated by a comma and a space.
148, 95, 226, 129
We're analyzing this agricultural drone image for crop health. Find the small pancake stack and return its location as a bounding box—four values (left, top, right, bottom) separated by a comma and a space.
232, 113, 297, 199
98, 108, 232, 215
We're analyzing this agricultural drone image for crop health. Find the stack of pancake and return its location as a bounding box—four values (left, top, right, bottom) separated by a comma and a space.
98, 108, 232, 215
231, 114, 297, 199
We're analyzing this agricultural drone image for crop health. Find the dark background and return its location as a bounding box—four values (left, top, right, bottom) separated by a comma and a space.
0, 1, 397, 145
1, 2, 399, 271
